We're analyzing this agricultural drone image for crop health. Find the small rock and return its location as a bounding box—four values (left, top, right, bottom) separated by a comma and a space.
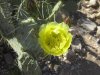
95, 12, 100, 19
67, 50, 77, 62
50, 56, 60, 65
97, 39, 100, 44
72, 38, 82, 50
96, 19, 100, 25
82, 34, 100, 54
54, 65, 59, 72
97, 26, 100, 35
42, 66, 49, 72
89, 0, 97, 7
78, 18, 97, 31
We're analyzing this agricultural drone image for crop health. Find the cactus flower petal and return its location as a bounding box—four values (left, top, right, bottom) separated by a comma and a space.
38, 22, 72, 56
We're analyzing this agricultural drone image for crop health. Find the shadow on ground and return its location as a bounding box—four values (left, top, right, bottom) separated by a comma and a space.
59, 59, 100, 75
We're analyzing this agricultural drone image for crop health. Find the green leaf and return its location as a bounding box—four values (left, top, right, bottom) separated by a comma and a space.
7, 37, 42, 75
19, 52, 42, 75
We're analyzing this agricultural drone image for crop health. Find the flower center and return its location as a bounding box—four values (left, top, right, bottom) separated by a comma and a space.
45, 29, 66, 50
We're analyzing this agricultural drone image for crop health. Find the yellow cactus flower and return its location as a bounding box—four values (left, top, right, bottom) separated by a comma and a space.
38, 22, 72, 56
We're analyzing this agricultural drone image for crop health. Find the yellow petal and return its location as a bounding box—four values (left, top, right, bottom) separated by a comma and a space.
38, 22, 72, 56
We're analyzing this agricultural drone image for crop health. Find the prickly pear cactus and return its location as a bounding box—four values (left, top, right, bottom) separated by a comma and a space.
0, 0, 42, 75
0, 0, 62, 75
